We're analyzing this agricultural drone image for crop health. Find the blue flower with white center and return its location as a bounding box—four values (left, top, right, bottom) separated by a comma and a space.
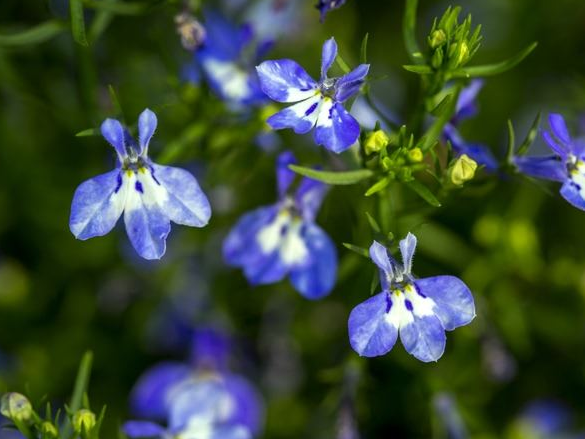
316, 0, 347, 22
442, 80, 498, 171
195, 11, 269, 108
514, 113, 585, 211
348, 234, 475, 362
69, 109, 211, 260
223, 151, 337, 299
256, 38, 369, 154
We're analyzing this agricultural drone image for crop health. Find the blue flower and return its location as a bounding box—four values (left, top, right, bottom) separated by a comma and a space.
69, 109, 211, 260
195, 11, 269, 107
223, 151, 338, 299
514, 113, 585, 211
256, 38, 369, 153
348, 234, 475, 362
443, 80, 498, 171
316, 0, 348, 22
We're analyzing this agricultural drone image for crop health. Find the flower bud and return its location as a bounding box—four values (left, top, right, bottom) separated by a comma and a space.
429, 29, 447, 49
41, 421, 59, 438
449, 154, 477, 185
72, 409, 96, 433
364, 130, 389, 154
431, 47, 444, 69
0, 393, 33, 422
407, 147, 423, 163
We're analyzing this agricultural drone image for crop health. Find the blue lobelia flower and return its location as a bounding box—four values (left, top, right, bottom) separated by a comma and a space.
256, 38, 369, 154
348, 234, 475, 362
223, 151, 337, 299
195, 11, 269, 108
69, 109, 211, 260
442, 80, 498, 171
514, 113, 585, 211
316, 0, 348, 22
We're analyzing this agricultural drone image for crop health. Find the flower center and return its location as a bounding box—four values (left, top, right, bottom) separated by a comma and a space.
320, 77, 338, 98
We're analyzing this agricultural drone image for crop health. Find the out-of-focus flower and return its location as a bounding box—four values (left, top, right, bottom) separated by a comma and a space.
256, 38, 369, 153
316, 0, 347, 22
514, 113, 585, 211
244, 0, 302, 41
432, 394, 468, 439
0, 393, 32, 423
175, 13, 206, 51
442, 80, 499, 171
69, 109, 211, 260
223, 151, 337, 299
348, 234, 475, 362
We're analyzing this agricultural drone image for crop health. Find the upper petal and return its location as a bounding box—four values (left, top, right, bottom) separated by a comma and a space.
313, 100, 360, 153
560, 179, 585, 211
222, 374, 265, 435
369, 241, 393, 281
414, 276, 475, 331
513, 155, 566, 182
294, 176, 328, 222
267, 94, 322, 134
69, 169, 126, 240
129, 361, 191, 420
398, 233, 417, 276
256, 60, 318, 103
335, 64, 369, 103
122, 421, 166, 438
455, 79, 483, 120
277, 151, 297, 198
399, 313, 446, 362
549, 113, 572, 145
138, 108, 157, 155
150, 164, 211, 227
101, 118, 128, 160
320, 37, 338, 80
289, 223, 337, 299
348, 292, 398, 357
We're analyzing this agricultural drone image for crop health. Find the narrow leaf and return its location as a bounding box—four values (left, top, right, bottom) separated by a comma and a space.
403, 64, 433, 74
62, 352, 93, 439
289, 165, 373, 185
360, 33, 369, 64
70, 0, 89, 46
505, 119, 515, 162
364, 177, 390, 196
517, 112, 542, 156
365, 212, 381, 233
420, 93, 457, 152
0, 21, 66, 47
343, 243, 370, 258
75, 127, 100, 137
405, 180, 442, 207
451, 42, 538, 78
335, 54, 351, 74
82, 0, 151, 15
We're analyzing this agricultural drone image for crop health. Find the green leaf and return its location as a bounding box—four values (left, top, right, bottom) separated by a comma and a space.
364, 177, 391, 196
365, 212, 381, 233
360, 33, 369, 64
81, 0, 152, 15
420, 92, 457, 152
403, 64, 433, 74
505, 119, 516, 163
0, 21, 66, 47
88, 0, 118, 43
63, 351, 93, 439
70, 0, 89, 46
342, 243, 370, 258
288, 165, 373, 185
335, 54, 351, 74
403, 0, 424, 64
450, 42, 538, 78
404, 180, 442, 207
517, 112, 542, 156
108, 85, 124, 120
75, 127, 100, 137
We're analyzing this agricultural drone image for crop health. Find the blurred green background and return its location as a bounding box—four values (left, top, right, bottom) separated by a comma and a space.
1, 0, 585, 437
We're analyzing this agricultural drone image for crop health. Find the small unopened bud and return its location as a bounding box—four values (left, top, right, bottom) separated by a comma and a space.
454, 41, 469, 67
72, 409, 96, 433
407, 147, 423, 163
175, 13, 206, 51
364, 130, 390, 154
429, 29, 447, 49
449, 154, 477, 185
0, 393, 33, 422
431, 47, 444, 69
41, 422, 59, 438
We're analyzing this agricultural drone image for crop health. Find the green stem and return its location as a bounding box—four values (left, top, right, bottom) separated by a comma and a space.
62, 351, 93, 439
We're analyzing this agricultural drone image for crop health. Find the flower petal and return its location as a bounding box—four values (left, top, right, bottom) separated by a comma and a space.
101, 118, 128, 159
122, 421, 166, 438
123, 172, 171, 260
348, 292, 398, 357
222, 374, 265, 435
267, 94, 322, 134
256, 60, 318, 103
321, 37, 337, 80
150, 164, 211, 227
399, 232, 417, 275
168, 379, 227, 431
335, 64, 369, 102
369, 241, 393, 280
455, 79, 483, 120
289, 223, 337, 299
542, 130, 568, 159
200, 57, 259, 105
560, 179, 585, 211
211, 426, 252, 439
313, 100, 360, 153
129, 362, 191, 420
138, 108, 157, 154
414, 276, 475, 331
513, 155, 566, 182
277, 151, 297, 197
549, 113, 571, 145
294, 176, 328, 222
399, 314, 446, 362
69, 169, 127, 240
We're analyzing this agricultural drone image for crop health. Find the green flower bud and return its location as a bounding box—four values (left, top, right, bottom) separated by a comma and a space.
407, 147, 424, 163
449, 154, 477, 185
0, 393, 33, 422
364, 130, 390, 154
429, 29, 447, 49
431, 47, 444, 69
41, 421, 59, 438
72, 409, 96, 433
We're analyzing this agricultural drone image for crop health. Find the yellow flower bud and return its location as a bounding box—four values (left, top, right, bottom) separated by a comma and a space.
41, 422, 59, 438
429, 29, 447, 49
0, 393, 33, 422
72, 409, 96, 433
456, 41, 469, 66
364, 130, 390, 154
450, 154, 477, 185
407, 147, 423, 163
